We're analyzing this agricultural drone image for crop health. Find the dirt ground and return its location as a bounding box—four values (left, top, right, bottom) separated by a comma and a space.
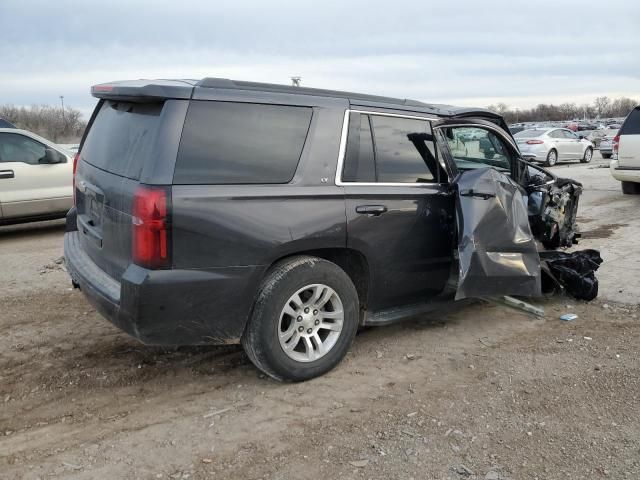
1, 152, 639, 479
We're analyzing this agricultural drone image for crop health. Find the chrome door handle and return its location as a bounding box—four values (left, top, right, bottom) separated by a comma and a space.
0, 169, 14, 179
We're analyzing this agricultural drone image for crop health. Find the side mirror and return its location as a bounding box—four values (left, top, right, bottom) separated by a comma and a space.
43, 148, 66, 164
577, 134, 585, 140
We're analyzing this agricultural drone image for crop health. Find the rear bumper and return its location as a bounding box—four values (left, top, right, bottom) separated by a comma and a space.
610, 159, 640, 183
599, 145, 612, 154
64, 231, 263, 345
519, 144, 548, 162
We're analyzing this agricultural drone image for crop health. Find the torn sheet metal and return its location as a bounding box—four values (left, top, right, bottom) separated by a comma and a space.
527, 175, 582, 249
455, 168, 541, 300
540, 249, 603, 301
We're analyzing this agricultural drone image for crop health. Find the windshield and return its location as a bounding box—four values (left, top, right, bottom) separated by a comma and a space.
515, 129, 546, 138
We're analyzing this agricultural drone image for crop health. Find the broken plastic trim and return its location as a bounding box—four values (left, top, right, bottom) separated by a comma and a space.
540, 249, 603, 301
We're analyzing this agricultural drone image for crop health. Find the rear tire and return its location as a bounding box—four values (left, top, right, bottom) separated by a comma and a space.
241, 256, 359, 382
621, 181, 640, 195
545, 149, 558, 167
580, 147, 593, 163
602, 153, 612, 159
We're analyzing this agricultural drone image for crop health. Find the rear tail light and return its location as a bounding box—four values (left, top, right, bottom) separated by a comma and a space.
613, 135, 620, 154
526, 140, 544, 144
132, 185, 171, 269
72, 153, 80, 205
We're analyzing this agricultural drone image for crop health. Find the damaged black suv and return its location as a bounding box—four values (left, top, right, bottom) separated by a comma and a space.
64, 78, 582, 381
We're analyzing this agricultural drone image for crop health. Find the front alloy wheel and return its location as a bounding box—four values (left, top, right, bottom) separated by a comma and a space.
581, 147, 593, 163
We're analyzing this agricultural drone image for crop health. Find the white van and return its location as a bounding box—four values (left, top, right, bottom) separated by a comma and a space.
610, 106, 640, 194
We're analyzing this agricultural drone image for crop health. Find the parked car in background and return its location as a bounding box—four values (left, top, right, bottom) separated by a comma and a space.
598, 129, 619, 158
577, 122, 597, 131
610, 106, 640, 194
58, 143, 80, 155
579, 129, 616, 149
0, 128, 73, 224
508, 124, 525, 135
514, 128, 594, 166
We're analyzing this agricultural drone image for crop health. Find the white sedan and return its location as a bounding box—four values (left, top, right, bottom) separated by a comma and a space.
0, 128, 74, 225
514, 128, 594, 166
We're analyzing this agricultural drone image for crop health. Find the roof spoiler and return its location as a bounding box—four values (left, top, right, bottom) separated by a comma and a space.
91, 79, 197, 102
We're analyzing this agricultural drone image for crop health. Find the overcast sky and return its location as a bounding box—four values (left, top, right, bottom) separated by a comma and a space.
1, 0, 639, 118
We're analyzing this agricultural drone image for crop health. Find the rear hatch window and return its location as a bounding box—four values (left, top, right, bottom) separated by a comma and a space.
81, 101, 163, 180
619, 108, 640, 136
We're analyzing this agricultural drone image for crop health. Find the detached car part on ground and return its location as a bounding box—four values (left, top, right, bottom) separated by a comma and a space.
65, 79, 589, 382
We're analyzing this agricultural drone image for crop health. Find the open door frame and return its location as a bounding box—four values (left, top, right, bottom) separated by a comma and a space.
433, 118, 542, 300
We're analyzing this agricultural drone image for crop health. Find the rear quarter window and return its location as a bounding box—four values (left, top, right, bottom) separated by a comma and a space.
174, 101, 312, 184
81, 101, 163, 180
619, 108, 640, 135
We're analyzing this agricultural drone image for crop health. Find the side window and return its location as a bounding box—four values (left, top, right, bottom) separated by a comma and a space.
563, 130, 577, 139
443, 127, 512, 171
0, 133, 47, 164
175, 101, 313, 184
620, 108, 640, 135
343, 113, 375, 182
370, 115, 436, 183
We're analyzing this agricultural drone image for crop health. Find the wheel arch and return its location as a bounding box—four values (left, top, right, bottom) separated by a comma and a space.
246, 248, 371, 333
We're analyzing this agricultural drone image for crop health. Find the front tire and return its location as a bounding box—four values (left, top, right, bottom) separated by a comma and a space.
545, 149, 558, 167
580, 147, 593, 163
242, 256, 359, 381
622, 181, 640, 195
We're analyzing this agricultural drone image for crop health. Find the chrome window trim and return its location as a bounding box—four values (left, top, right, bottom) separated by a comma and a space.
335, 111, 519, 187
334, 109, 440, 187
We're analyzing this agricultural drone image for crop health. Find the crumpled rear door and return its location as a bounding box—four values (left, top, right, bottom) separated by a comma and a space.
455, 168, 541, 300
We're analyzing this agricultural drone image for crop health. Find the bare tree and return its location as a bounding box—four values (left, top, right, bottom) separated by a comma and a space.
0, 104, 86, 143
593, 96, 611, 118
488, 96, 636, 124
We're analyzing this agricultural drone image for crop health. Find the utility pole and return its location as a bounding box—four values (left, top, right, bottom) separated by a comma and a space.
60, 96, 65, 125
291, 77, 301, 87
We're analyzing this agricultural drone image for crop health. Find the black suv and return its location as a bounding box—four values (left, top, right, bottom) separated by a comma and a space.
65, 78, 581, 381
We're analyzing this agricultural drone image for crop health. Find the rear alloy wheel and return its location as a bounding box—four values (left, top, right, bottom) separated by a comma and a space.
242, 256, 359, 381
277, 284, 344, 363
581, 147, 593, 163
621, 181, 640, 195
545, 149, 558, 167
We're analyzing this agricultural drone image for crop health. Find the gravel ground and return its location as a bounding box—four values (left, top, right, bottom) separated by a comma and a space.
1, 152, 639, 479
